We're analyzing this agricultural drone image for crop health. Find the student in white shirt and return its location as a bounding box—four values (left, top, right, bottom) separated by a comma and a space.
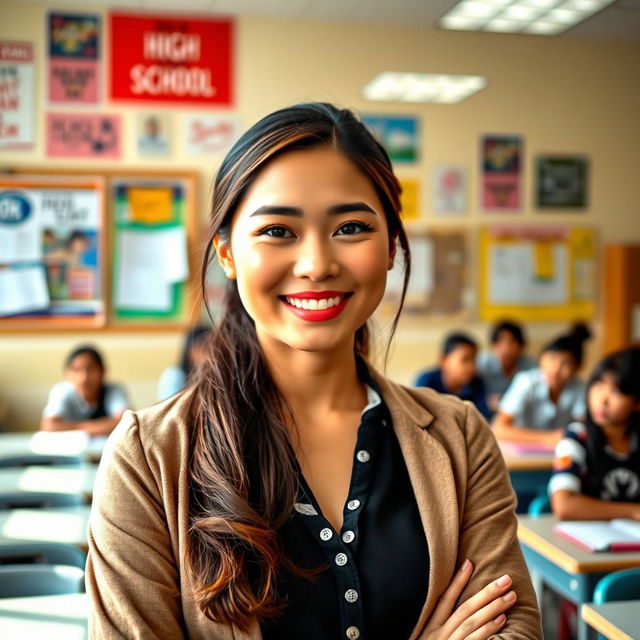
41, 345, 130, 436
477, 320, 536, 415
492, 324, 591, 447
157, 325, 210, 401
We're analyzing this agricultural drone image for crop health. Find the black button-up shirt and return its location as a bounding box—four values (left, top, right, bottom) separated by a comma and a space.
262, 366, 430, 640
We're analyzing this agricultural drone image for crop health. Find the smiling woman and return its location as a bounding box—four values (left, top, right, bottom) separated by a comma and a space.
86, 103, 542, 640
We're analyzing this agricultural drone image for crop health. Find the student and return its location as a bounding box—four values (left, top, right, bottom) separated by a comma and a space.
157, 325, 210, 401
477, 320, 536, 414
415, 332, 491, 419
41, 345, 129, 437
87, 103, 540, 638
493, 324, 591, 446
550, 347, 640, 520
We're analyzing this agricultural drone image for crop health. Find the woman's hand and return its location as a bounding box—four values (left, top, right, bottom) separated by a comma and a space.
424, 559, 517, 639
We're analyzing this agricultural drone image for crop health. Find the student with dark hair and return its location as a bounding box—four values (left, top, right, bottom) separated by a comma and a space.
493, 323, 591, 447
41, 345, 129, 436
87, 103, 540, 639
415, 332, 491, 420
550, 347, 640, 520
157, 325, 210, 401
477, 320, 536, 414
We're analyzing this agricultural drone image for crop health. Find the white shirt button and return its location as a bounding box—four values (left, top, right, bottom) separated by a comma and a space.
346, 627, 360, 640
347, 499, 360, 511
344, 588, 359, 603
319, 527, 333, 541
335, 552, 348, 566
342, 530, 355, 543
356, 450, 370, 463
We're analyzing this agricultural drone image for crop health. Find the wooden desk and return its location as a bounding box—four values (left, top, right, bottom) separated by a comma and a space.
0, 464, 97, 502
0, 593, 87, 639
0, 432, 107, 465
518, 515, 640, 640
0, 506, 91, 551
498, 441, 554, 513
581, 601, 639, 640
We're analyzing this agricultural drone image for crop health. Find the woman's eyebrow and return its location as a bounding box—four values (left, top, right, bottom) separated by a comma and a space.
249, 202, 377, 217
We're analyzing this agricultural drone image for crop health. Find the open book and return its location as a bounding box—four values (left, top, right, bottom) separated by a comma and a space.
554, 519, 640, 552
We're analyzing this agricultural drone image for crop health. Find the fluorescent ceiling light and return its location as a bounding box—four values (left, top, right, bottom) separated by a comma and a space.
362, 72, 487, 104
439, 0, 616, 35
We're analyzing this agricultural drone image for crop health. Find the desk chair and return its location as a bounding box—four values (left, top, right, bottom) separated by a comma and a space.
0, 543, 86, 568
528, 495, 551, 518
0, 564, 84, 598
0, 492, 84, 510
0, 454, 83, 469
593, 568, 640, 603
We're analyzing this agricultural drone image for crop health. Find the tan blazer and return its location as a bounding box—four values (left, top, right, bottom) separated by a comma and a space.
86, 372, 542, 639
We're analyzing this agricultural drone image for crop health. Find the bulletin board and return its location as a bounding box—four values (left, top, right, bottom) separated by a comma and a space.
478, 225, 597, 322
0, 169, 200, 330
384, 227, 471, 316
0, 175, 107, 329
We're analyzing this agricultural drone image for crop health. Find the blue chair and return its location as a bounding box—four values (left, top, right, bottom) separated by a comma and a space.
0, 542, 86, 569
593, 568, 640, 603
527, 494, 551, 518
0, 564, 85, 597
0, 454, 83, 468
0, 492, 84, 510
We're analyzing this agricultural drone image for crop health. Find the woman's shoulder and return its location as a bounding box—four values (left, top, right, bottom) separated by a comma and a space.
105, 389, 195, 471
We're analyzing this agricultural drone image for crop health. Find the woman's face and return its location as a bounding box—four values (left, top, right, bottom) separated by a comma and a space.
216, 146, 394, 356
66, 353, 104, 401
539, 350, 577, 392
588, 373, 640, 429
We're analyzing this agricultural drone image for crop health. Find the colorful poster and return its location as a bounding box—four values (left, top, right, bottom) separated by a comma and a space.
46, 113, 122, 158
0, 181, 102, 316
136, 112, 171, 156
432, 165, 467, 215
109, 13, 233, 105
0, 42, 34, 149
536, 156, 588, 209
361, 114, 419, 163
183, 114, 239, 155
48, 12, 100, 104
481, 134, 522, 211
399, 178, 420, 221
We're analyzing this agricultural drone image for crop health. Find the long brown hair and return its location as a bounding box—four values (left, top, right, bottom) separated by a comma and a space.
187, 103, 411, 630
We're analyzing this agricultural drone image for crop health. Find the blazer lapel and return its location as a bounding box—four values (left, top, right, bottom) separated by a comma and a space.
374, 374, 461, 640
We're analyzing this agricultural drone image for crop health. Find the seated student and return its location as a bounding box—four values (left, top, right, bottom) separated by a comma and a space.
41, 345, 129, 437
492, 323, 591, 447
550, 347, 640, 520
415, 332, 490, 419
157, 325, 210, 401
477, 320, 536, 414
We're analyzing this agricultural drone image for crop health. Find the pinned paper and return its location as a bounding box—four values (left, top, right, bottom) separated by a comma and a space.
534, 242, 555, 280
128, 187, 173, 224
0, 265, 49, 316
399, 178, 420, 221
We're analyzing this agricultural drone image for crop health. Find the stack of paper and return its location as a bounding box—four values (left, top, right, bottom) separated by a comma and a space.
554, 519, 640, 552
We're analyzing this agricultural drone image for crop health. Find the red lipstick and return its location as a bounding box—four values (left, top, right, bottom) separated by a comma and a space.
281, 291, 352, 322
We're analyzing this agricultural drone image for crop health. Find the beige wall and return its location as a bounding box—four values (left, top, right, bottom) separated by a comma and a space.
1, 2, 639, 429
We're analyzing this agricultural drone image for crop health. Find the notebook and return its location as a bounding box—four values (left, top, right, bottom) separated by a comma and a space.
553, 519, 640, 552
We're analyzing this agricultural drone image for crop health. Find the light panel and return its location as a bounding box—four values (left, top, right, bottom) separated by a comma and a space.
362, 72, 487, 104
439, 0, 616, 35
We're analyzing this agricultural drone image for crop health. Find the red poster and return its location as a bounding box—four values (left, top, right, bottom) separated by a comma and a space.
46, 113, 122, 158
109, 13, 233, 105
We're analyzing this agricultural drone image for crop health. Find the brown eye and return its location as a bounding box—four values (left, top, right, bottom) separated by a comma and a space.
260, 225, 294, 238
335, 221, 372, 236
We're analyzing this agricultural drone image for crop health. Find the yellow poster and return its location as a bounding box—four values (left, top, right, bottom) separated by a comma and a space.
399, 178, 420, 221
129, 187, 173, 224
533, 242, 555, 280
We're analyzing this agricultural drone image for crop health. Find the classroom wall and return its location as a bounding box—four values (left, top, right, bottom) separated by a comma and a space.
1, 1, 639, 429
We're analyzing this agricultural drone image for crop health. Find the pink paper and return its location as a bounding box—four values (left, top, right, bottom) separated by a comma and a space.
46, 112, 121, 158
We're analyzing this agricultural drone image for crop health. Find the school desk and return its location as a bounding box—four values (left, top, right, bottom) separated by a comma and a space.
498, 440, 554, 512
581, 601, 638, 640
518, 515, 640, 640
0, 432, 108, 464
0, 506, 91, 551
0, 592, 87, 639
0, 464, 97, 502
